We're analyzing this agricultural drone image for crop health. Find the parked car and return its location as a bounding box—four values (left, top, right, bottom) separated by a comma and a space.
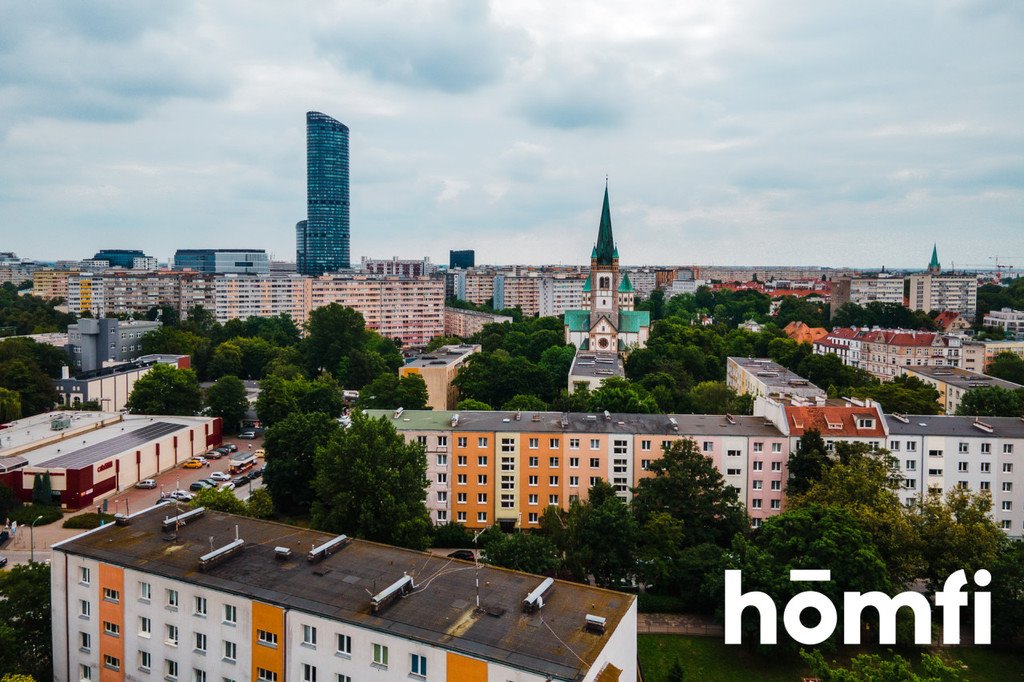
210, 472, 231, 482
205, 449, 225, 459
231, 477, 248, 488
0, 556, 8, 568
168, 490, 193, 502
224, 443, 238, 452
238, 430, 258, 439
250, 467, 264, 479
219, 481, 236, 491
135, 479, 157, 489
189, 481, 213, 492
182, 459, 203, 469
446, 550, 475, 561
254, 449, 265, 459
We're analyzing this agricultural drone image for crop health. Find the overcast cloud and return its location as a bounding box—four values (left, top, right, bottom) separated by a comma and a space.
1, 0, 1021, 268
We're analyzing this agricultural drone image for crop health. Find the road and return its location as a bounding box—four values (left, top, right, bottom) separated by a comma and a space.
0, 434, 265, 568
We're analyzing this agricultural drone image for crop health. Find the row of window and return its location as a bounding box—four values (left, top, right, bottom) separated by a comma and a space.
902, 460, 1014, 474
890, 441, 1015, 454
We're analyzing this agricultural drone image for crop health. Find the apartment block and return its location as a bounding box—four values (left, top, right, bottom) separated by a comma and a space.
359, 256, 435, 277
961, 339, 1024, 372
830, 274, 905, 315
983, 308, 1024, 340
53, 508, 636, 682
901, 366, 1023, 415
492, 274, 541, 316
453, 270, 496, 306
443, 307, 512, 337
816, 328, 962, 380
33, 268, 78, 300
67, 318, 162, 372
908, 273, 978, 321
213, 274, 310, 325
66, 270, 216, 318
399, 344, 481, 410
726, 357, 825, 400
622, 267, 658, 298
310, 275, 444, 347
538, 274, 587, 317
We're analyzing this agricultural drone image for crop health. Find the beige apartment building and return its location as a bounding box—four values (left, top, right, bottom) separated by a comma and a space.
310, 275, 444, 347
830, 274, 905, 316
901, 365, 1023, 415
961, 339, 1024, 372
859, 329, 962, 379
908, 273, 978, 320
726, 357, 825, 400
455, 269, 496, 306
66, 270, 216, 318
213, 274, 310, 324
443, 307, 512, 337
33, 268, 78, 300
399, 344, 480, 410
492, 274, 542, 316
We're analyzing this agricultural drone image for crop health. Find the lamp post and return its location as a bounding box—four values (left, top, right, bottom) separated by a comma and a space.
30, 514, 43, 563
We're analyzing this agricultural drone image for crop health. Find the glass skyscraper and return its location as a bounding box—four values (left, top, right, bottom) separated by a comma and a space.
298, 111, 350, 275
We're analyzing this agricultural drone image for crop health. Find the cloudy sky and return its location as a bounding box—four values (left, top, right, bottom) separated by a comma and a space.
1, 1, 1021, 268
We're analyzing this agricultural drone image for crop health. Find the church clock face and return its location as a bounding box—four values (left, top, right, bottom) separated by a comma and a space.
598, 338, 609, 349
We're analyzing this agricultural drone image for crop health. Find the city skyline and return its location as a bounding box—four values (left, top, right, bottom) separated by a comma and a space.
0, 2, 1021, 268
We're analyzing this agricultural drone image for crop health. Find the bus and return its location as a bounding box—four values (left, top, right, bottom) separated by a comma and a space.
228, 453, 257, 474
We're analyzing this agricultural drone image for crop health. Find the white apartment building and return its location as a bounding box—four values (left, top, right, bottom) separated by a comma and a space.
213, 274, 310, 325
908, 273, 978, 321
830, 274, 905, 315
983, 307, 1024, 340
53, 508, 636, 682
492, 274, 541, 316
538, 274, 587, 317
726, 357, 826, 400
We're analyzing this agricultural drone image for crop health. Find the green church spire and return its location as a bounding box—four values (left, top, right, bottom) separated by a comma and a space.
929, 244, 941, 273
594, 182, 616, 266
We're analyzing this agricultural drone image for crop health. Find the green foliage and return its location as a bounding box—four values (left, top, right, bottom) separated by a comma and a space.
502, 394, 548, 411
205, 375, 249, 433
301, 304, 369, 376
844, 374, 942, 415
455, 398, 492, 410
987, 351, 1024, 384
687, 381, 751, 415
256, 374, 345, 426
0, 562, 53, 681
955, 385, 1023, 417
976, 279, 1024, 322
1, 674, 39, 682
7, 504, 62, 526
430, 521, 475, 548
312, 411, 431, 550
801, 649, 967, 681
586, 377, 658, 413
263, 412, 341, 515
0, 482, 20, 518
831, 301, 939, 331
189, 487, 248, 515
991, 540, 1024, 641
773, 295, 829, 329
632, 439, 747, 547
140, 326, 213, 377
245, 488, 275, 519
786, 430, 829, 497
0, 387, 21, 422
125, 364, 202, 415
667, 658, 686, 682
453, 350, 556, 406
0, 338, 65, 416
358, 372, 429, 410
636, 511, 724, 612
483, 532, 559, 575
0, 282, 75, 334
663, 286, 771, 327
62, 512, 116, 529
30, 473, 52, 506
796, 352, 875, 391
426, 335, 463, 351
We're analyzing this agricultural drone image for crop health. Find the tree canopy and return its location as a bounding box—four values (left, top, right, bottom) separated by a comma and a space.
955, 385, 1024, 417
263, 412, 342, 515
125, 364, 202, 416
205, 375, 249, 432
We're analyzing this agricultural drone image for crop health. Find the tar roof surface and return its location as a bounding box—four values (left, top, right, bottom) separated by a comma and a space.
907, 366, 1022, 390
58, 508, 632, 681
886, 415, 1024, 438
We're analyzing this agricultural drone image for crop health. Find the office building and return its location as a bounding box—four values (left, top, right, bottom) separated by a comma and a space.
360, 256, 435, 277
0, 411, 220, 509
726, 357, 825, 400
830, 273, 905, 316
901, 365, 1023, 415
173, 249, 270, 275
92, 250, 155, 269
443, 307, 512, 337
52, 507, 636, 682
67, 318, 162, 372
449, 249, 475, 269
984, 308, 1024, 340
298, 111, 350, 275
54, 355, 191, 412
399, 344, 480, 410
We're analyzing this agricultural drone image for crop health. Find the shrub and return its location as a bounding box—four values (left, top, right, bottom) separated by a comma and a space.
62, 513, 116, 530
8, 504, 63, 526
430, 521, 475, 548
637, 592, 690, 614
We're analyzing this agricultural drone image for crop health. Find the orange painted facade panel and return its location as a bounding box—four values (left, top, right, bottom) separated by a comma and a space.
251, 601, 285, 681
453, 431, 495, 528
98, 563, 124, 682
446, 651, 488, 682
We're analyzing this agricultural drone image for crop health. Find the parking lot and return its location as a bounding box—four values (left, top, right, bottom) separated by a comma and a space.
1, 434, 265, 567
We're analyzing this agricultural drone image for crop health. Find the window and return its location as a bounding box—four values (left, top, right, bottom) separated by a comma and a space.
528, 438, 538, 449
752, 461, 763, 471
569, 475, 580, 486
889, 440, 901, 451
79, 566, 91, 585
569, 438, 580, 449
545, 455, 558, 467
770, 481, 781, 491
103, 655, 120, 672
727, 449, 741, 457
194, 670, 207, 682
590, 476, 601, 487
79, 631, 91, 651
726, 468, 741, 476
550, 438, 560, 448
337, 676, 352, 682
1001, 520, 1012, 529
503, 438, 517, 452
528, 494, 538, 504
477, 456, 488, 466
959, 442, 969, 453
528, 456, 539, 468
140, 616, 151, 635
457, 511, 466, 522
771, 462, 782, 472
166, 589, 179, 608
702, 441, 713, 452
590, 439, 600, 450
336, 633, 352, 656
139, 581, 151, 600
501, 457, 515, 472
905, 460, 917, 471
907, 442, 917, 452
477, 512, 487, 523
1002, 501, 1012, 512
80, 665, 92, 680
549, 475, 559, 486
1004, 463, 1014, 473
640, 440, 651, 451
981, 462, 991, 473
1003, 482, 1013, 492
771, 443, 782, 453
436, 491, 447, 503
752, 518, 762, 528
437, 473, 447, 485
139, 651, 151, 671
569, 456, 579, 468
79, 599, 91, 618
477, 437, 488, 448
751, 499, 762, 509
373, 643, 389, 667
457, 473, 467, 484
457, 492, 467, 504
194, 596, 207, 615
166, 625, 178, 646
257, 629, 278, 647
928, 469, 943, 476
457, 437, 467, 448
958, 462, 969, 472
477, 493, 487, 503
477, 474, 488, 485
929, 449, 943, 458
103, 621, 120, 637
590, 457, 600, 468
165, 660, 178, 679
302, 664, 317, 682
411, 653, 428, 677
905, 478, 917, 489
438, 436, 448, 447
1005, 444, 1015, 454
223, 604, 237, 624
528, 475, 538, 486
223, 641, 236, 662
753, 442, 763, 452
752, 481, 763, 490
549, 494, 559, 505
194, 632, 207, 652
436, 454, 447, 466
770, 499, 781, 510
437, 510, 448, 521
256, 668, 277, 682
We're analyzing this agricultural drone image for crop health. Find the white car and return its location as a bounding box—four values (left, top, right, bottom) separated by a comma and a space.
135, 479, 157, 489
168, 490, 194, 502
219, 481, 236, 491
210, 472, 231, 482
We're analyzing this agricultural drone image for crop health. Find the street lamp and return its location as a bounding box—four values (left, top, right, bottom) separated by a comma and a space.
30, 514, 43, 563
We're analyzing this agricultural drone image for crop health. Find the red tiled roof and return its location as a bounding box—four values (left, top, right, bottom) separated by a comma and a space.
785, 404, 885, 437
863, 330, 937, 347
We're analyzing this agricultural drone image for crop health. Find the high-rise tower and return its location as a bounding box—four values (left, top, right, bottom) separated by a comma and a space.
298, 111, 350, 275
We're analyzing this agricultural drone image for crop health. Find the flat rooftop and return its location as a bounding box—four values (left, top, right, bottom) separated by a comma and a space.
569, 351, 625, 380
403, 344, 480, 369
0, 411, 116, 457
886, 414, 1024, 438
906, 366, 1022, 391
728, 357, 825, 395
56, 508, 632, 681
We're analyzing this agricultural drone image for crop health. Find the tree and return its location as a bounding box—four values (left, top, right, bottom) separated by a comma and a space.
786, 430, 829, 497
125, 364, 202, 415
845, 374, 942, 415
255, 375, 298, 427
205, 376, 249, 433
955, 385, 1023, 417
31, 473, 52, 506
245, 488, 275, 519
0, 357, 58, 417
588, 377, 659, 413
207, 342, 243, 379
687, 381, 750, 415
484, 532, 560, 575
312, 411, 431, 550
453, 351, 554, 406
456, 398, 492, 410
991, 541, 1024, 641
801, 650, 966, 682
358, 373, 429, 410
987, 351, 1024, 384
0, 482, 20, 518
0, 387, 21, 422
502, 394, 548, 411
264, 412, 341, 515
635, 512, 724, 612
189, 487, 247, 515
632, 439, 747, 547
302, 304, 368, 376
0, 562, 52, 681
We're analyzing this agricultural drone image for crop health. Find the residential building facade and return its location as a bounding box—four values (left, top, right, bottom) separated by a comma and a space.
726, 357, 826, 400
901, 366, 1023, 415
538, 274, 586, 317
983, 308, 1024, 340
399, 344, 481, 410
67, 318, 162, 372
213, 274, 309, 325
359, 256, 435, 277
961, 339, 1024, 372
830, 274, 905, 315
443, 307, 512, 337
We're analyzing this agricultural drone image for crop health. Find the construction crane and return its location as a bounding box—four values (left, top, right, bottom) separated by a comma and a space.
990, 256, 1023, 283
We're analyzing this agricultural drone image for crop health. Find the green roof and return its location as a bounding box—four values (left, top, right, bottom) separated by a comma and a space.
582, 274, 592, 293
929, 244, 941, 271
618, 271, 634, 293
618, 310, 650, 334
564, 309, 591, 332
362, 409, 453, 429
594, 184, 617, 265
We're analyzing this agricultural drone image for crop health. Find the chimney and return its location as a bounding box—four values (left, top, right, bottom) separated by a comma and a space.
61, 366, 70, 380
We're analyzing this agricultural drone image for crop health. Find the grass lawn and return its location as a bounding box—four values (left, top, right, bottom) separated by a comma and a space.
638, 634, 1024, 682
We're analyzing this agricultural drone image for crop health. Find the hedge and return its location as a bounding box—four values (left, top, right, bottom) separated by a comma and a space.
63, 513, 116, 530
8, 503, 64, 526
